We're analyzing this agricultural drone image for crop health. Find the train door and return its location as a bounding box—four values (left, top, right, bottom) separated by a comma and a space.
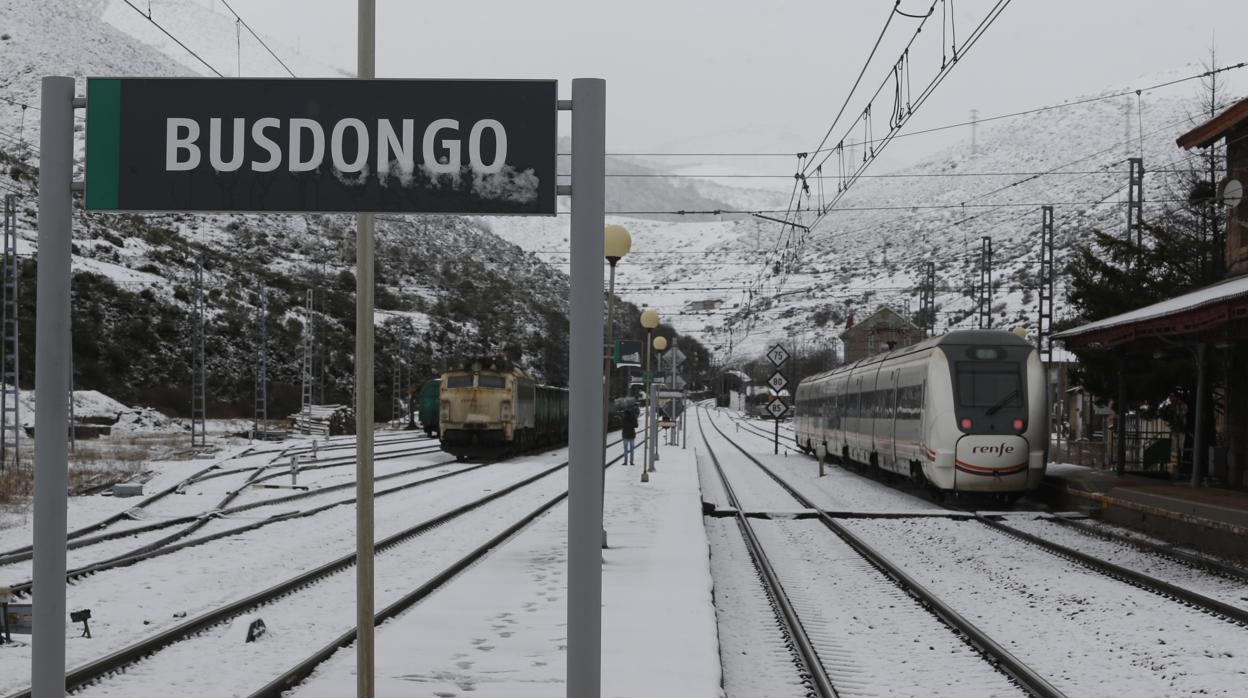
851, 374, 865, 456
869, 363, 886, 460
918, 377, 931, 478
889, 369, 900, 470
816, 384, 828, 452
828, 379, 838, 449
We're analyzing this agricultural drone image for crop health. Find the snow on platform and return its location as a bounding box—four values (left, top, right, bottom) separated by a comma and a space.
294, 441, 721, 697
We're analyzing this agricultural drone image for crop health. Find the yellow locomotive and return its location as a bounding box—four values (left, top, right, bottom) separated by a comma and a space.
438, 358, 569, 459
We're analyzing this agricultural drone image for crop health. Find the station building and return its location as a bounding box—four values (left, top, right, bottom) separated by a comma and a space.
840, 306, 923, 363
1054, 96, 1248, 489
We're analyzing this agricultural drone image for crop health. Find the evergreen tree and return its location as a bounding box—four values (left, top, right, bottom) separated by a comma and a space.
1061, 213, 1220, 409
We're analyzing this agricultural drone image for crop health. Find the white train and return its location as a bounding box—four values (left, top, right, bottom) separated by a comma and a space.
793, 330, 1046, 494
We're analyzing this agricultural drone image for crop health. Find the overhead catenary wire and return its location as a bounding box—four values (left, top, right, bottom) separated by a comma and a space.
809, 112, 1228, 256
0, 59, 1236, 156
551, 85, 1236, 352
120, 0, 224, 77
804, 59, 1248, 159
762, 0, 1012, 295
544, 197, 1199, 217
217, 0, 298, 77
801, 1, 908, 171
739, 0, 1003, 324
555, 169, 1204, 180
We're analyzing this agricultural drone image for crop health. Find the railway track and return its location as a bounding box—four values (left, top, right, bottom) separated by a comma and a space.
0, 434, 439, 564
721, 401, 1248, 617
721, 409, 797, 453
736, 399, 1248, 627
1044, 514, 1248, 582
0, 432, 435, 563
705, 406, 1248, 694
0, 442, 445, 572
1, 439, 628, 698
0, 452, 472, 597
697, 407, 1062, 698
976, 514, 1248, 625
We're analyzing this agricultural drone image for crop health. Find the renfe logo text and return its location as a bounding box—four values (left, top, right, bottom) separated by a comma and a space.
971, 443, 1016, 456
165, 117, 509, 175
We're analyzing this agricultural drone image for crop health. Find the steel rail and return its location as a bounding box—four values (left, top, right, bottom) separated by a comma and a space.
694, 409, 840, 698
247, 439, 635, 696
0, 438, 630, 698
701, 407, 1067, 698
0, 440, 614, 698
1045, 515, 1248, 583
720, 410, 797, 452
0, 433, 434, 560
151, 433, 434, 493
978, 515, 1248, 626
0, 460, 227, 560
2, 454, 472, 597
237, 431, 432, 461
0, 449, 449, 579
0, 444, 442, 566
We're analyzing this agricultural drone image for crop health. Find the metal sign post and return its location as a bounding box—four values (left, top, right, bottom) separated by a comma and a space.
355, 3, 376, 695
566, 77, 606, 698
34, 74, 75, 698
56, 56, 565, 698
767, 344, 789, 455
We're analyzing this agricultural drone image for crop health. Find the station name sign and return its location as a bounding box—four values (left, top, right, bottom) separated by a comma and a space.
85, 78, 557, 214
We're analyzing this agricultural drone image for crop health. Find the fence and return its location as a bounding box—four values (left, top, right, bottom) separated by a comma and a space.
1051, 415, 1187, 479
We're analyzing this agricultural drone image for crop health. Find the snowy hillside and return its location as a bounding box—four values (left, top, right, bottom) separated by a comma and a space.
493, 83, 1237, 363
0, 1, 575, 417
0, 0, 344, 140
1, 0, 1241, 379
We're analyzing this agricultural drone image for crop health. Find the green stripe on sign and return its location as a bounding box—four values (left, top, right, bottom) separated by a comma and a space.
85, 79, 121, 210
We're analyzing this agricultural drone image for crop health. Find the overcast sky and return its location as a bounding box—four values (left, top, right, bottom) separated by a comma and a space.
215, 0, 1245, 167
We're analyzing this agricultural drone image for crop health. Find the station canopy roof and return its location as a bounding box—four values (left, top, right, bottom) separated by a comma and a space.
1054, 274, 1248, 348
1176, 96, 1248, 150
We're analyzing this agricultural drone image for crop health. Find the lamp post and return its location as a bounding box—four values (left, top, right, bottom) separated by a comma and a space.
651, 335, 667, 471
601, 225, 630, 548
640, 310, 659, 483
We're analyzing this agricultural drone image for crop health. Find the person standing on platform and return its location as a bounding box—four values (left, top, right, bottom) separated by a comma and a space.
621, 407, 638, 465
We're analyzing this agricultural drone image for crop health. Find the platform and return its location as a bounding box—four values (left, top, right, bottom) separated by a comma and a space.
1041, 462, 1248, 561
291, 439, 721, 697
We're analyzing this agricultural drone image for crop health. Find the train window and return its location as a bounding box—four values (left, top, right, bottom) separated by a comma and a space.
902, 384, 924, 420
478, 375, 506, 389
956, 362, 1022, 409
446, 375, 474, 389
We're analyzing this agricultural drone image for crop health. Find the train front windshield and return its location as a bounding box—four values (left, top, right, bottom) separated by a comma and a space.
947, 345, 1031, 434
955, 361, 1023, 410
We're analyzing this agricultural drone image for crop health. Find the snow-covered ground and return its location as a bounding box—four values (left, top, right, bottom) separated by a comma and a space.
1004, 515, 1248, 613
841, 517, 1248, 696
694, 403, 1248, 696
291, 434, 722, 697
2, 429, 723, 698
2, 403, 1246, 696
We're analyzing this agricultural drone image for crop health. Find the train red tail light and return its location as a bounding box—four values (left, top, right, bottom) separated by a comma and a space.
1013, 418, 1025, 431
960, 418, 972, 430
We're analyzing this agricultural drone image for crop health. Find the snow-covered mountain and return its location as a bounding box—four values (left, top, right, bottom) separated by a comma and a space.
1, 0, 1239, 391
493, 83, 1234, 364
0, 0, 575, 417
